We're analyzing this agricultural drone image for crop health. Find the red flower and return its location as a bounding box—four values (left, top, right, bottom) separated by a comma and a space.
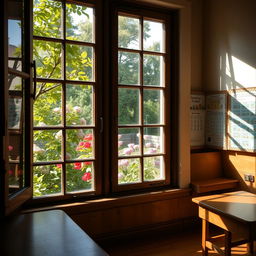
83, 134, 93, 141
82, 172, 92, 182
76, 141, 92, 151
83, 162, 92, 166
74, 162, 82, 170
8, 145, 13, 151
56, 164, 62, 169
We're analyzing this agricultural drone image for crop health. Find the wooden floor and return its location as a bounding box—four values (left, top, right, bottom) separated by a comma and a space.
99, 227, 250, 256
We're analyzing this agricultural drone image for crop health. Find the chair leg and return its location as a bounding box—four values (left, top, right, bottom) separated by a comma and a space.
224, 230, 232, 256
202, 219, 209, 256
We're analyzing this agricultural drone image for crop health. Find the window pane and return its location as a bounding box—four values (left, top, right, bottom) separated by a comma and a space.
143, 89, 163, 124
66, 84, 94, 126
143, 55, 164, 87
34, 40, 62, 79
118, 51, 140, 85
143, 127, 163, 154
66, 162, 94, 193
8, 20, 22, 58
143, 20, 164, 52
33, 165, 62, 197
33, 130, 62, 162
8, 73, 22, 91
118, 88, 139, 125
144, 156, 164, 181
66, 4, 94, 43
118, 16, 140, 50
118, 128, 140, 156
118, 158, 141, 184
33, 0, 62, 38
66, 129, 94, 160
66, 44, 93, 81
34, 83, 62, 127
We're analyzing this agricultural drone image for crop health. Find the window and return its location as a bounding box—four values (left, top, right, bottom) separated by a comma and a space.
2, 0, 177, 207
112, 11, 171, 191
32, 0, 99, 198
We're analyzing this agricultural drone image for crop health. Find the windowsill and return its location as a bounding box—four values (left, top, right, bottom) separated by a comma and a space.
22, 188, 191, 215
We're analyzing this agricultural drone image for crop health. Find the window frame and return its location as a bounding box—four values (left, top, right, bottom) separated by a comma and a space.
31, 0, 104, 203
110, 4, 174, 192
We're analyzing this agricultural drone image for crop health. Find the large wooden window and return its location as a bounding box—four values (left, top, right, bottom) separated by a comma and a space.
112, 9, 171, 191
32, 0, 99, 199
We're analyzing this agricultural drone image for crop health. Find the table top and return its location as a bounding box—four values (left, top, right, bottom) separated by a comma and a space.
192, 191, 256, 224
0, 210, 108, 256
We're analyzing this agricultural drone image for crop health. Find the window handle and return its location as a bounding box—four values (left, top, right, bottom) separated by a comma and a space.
32, 60, 37, 100
100, 117, 103, 133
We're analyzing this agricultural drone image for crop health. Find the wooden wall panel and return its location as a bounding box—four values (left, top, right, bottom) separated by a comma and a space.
69, 194, 196, 239
191, 151, 223, 181
222, 151, 256, 193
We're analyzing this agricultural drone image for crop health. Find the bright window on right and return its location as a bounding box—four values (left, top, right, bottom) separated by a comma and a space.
113, 10, 172, 191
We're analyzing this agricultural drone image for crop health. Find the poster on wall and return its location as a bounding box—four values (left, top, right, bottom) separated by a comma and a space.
205, 93, 227, 149
190, 93, 205, 147
228, 89, 256, 152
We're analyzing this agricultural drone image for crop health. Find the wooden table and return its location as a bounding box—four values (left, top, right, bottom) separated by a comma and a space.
192, 191, 256, 256
0, 209, 109, 256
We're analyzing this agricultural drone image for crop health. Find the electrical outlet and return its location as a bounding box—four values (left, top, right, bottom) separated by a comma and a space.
244, 174, 255, 183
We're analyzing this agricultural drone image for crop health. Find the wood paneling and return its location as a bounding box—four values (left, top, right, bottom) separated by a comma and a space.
191, 152, 223, 181
222, 151, 256, 193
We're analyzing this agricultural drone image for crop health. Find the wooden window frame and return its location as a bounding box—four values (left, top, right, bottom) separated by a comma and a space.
110, 4, 174, 192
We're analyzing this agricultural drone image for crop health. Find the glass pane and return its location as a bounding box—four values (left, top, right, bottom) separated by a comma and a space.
8, 73, 22, 91
8, 134, 24, 195
33, 40, 62, 79
118, 51, 140, 85
66, 84, 94, 126
143, 89, 163, 124
66, 129, 94, 160
8, 97, 22, 130
118, 88, 139, 125
33, 0, 62, 38
66, 162, 94, 193
66, 44, 93, 81
118, 128, 140, 156
33, 130, 62, 162
143, 20, 164, 52
33, 165, 62, 197
143, 127, 163, 154
118, 158, 141, 184
144, 156, 164, 181
34, 83, 62, 126
8, 19, 22, 58
143, 55, 164, 87
66, 4, 94, 43
118, 16, 140, 50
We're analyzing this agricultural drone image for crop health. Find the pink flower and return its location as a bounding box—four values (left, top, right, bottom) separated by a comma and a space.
76, 141, 92, 151
82, 172, 92, 182
123, 148, 133, 155
118, 159, 129, 167
118, 134, 122, 139
154, 159, 160, 168
56, 164, 62, 169
118, 141, 123, 148
128, 143, 135, 149
83, 134, 93, 141
74, 162, 82, 170
145, 142, 153, 148
149, 148, 157, 154
8, 145, 13, 151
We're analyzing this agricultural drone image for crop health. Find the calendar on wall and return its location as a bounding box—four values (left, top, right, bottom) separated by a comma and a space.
228, 88, 256, 152
190, 94, 205, 147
